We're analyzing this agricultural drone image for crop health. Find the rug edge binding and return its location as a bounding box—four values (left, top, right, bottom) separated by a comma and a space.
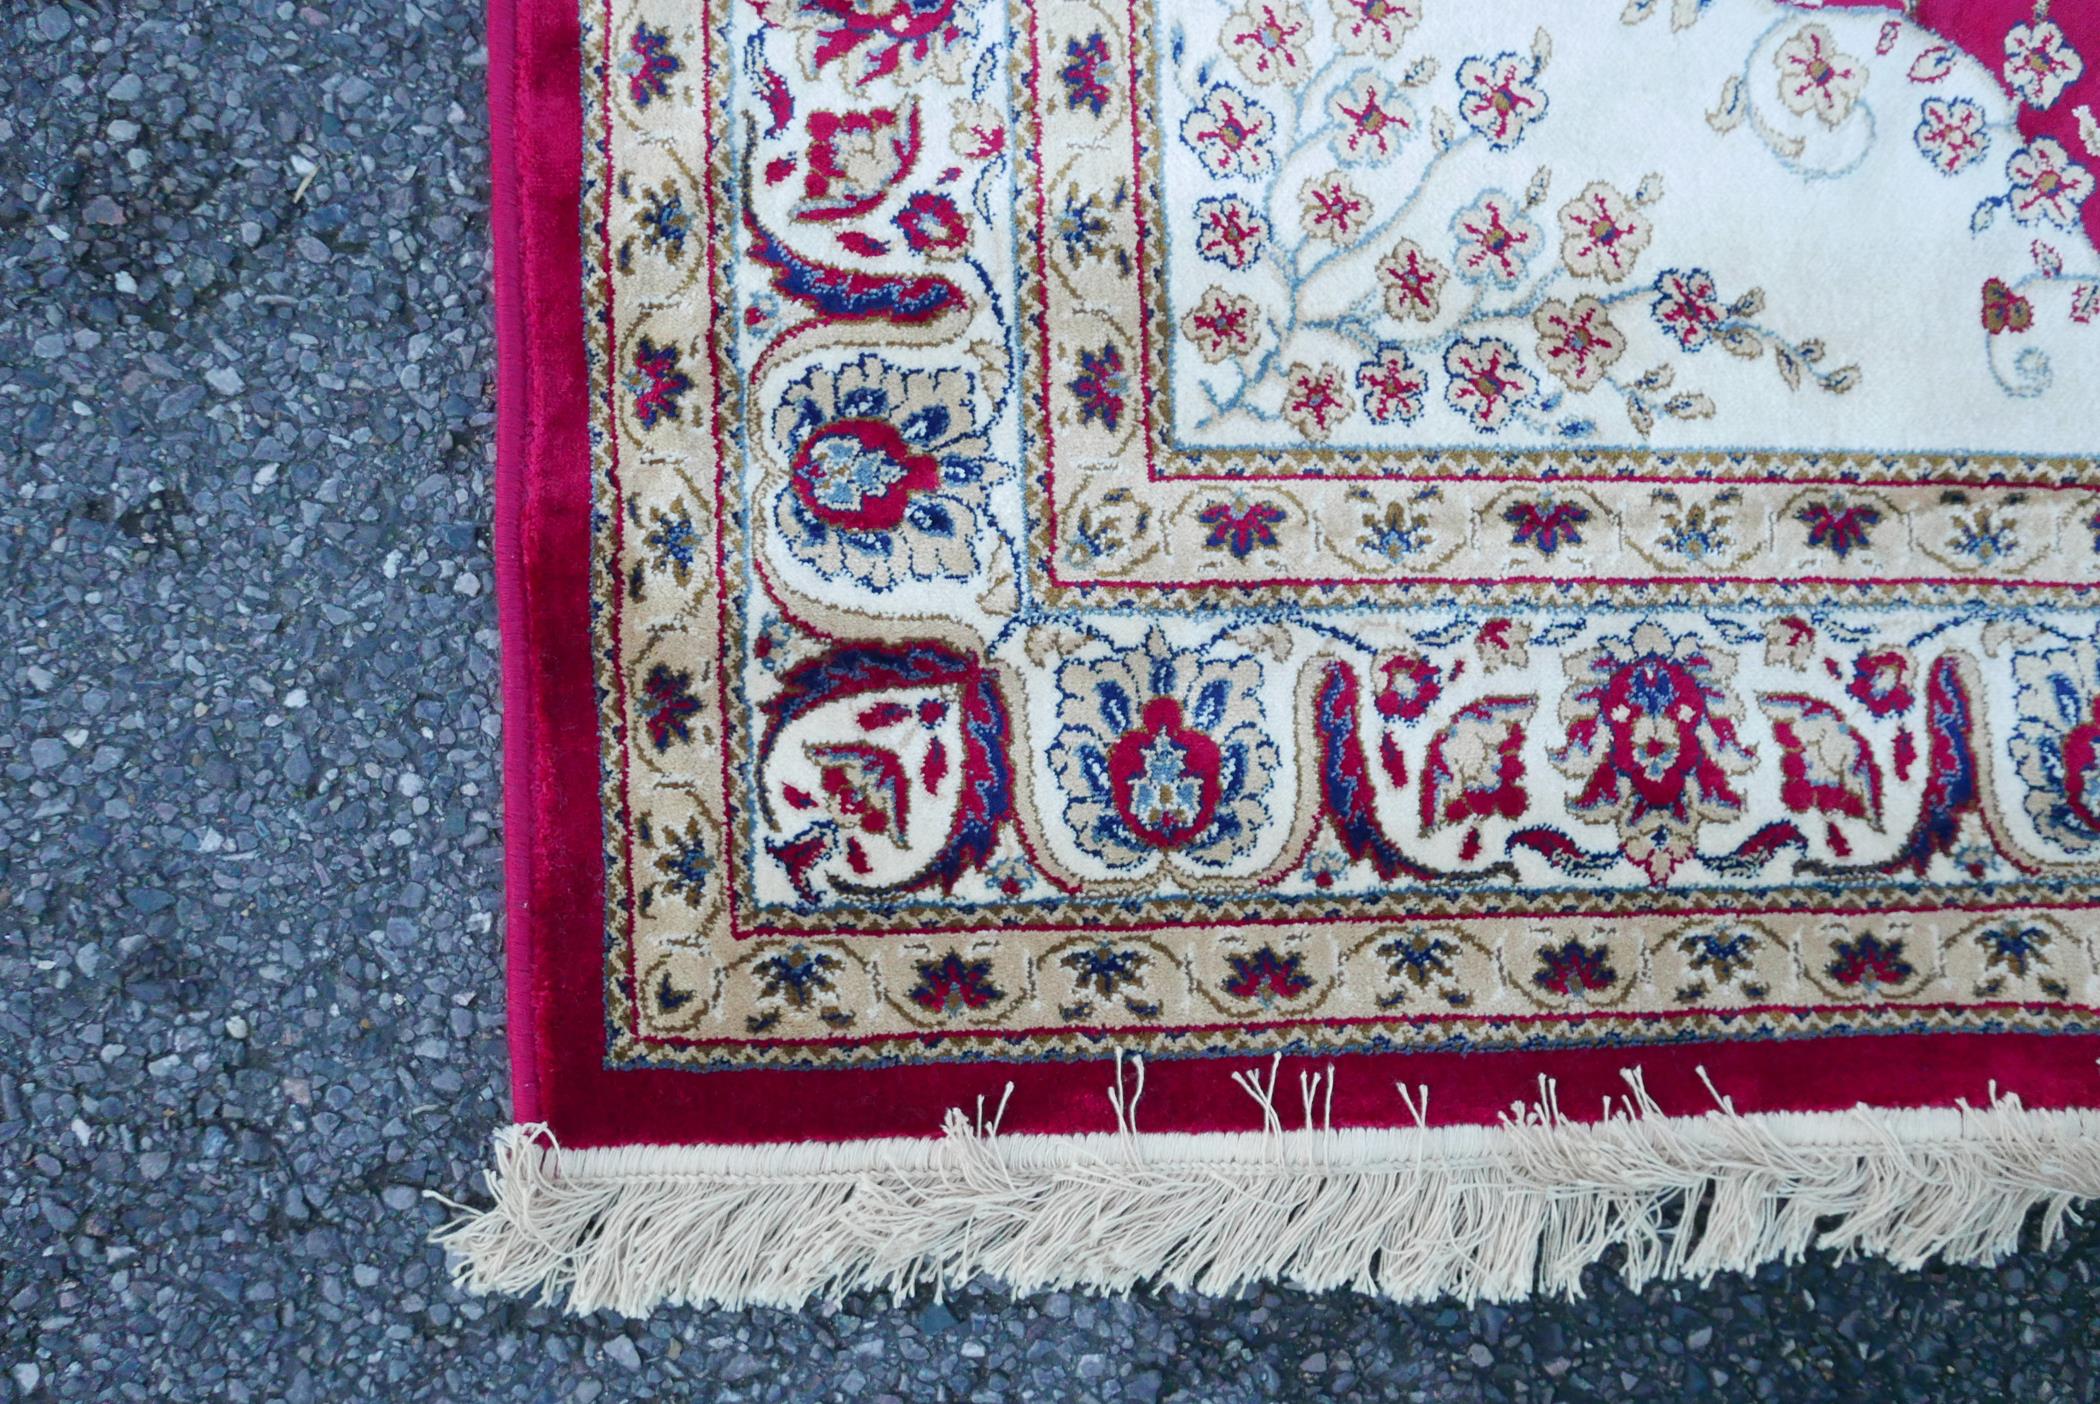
430, 1056, 2100, 1315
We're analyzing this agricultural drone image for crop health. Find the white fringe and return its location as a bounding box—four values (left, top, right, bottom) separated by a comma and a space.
432, 1055, 2100, 1316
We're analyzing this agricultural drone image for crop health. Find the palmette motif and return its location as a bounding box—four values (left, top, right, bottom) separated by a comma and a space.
584, 0, 2100, 1070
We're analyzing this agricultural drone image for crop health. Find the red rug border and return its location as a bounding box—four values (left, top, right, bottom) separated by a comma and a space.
486, 0, 2100, 1149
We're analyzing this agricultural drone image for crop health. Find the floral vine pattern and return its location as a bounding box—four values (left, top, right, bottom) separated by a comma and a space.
1696, 4, 2099, 400
1162, 10, 1878, 448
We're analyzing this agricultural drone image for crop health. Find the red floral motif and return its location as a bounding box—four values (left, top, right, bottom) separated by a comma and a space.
1059, 31, 1114, 115
1420, 696, 1534, 837
1330, 0, 1419, 57
1444, 336, 1534, 430
1280, 361, 1351, 440
1194, 195, 1270, 269
1550, 624, 1755, 885
626, 337, 691, 428
1377, 239, 1447, 322
1556, 182, 1651, 284
1456, 52, 1546, 149
1300, 171, 1370, 243
1181, 85, 1276, 178
625, 23, 683, 107
641, 664, 702, 751
1795, 498, 1882, 558
1533, 941, 1617, 999
1107, 697, 1225, 850
1845, 648, 1916, 717
1503, 496, 1588, 555
894, 190, 969, 257
1533, 295, 1626, 392
2006, 138, 2094, 229
1452, 192, 1540, 287
1181, 287, 1260, 362
1775, 24, 1866, 128
1048, 628, 1276, 875
1330, 74, 1411, 164
908, 951, 1005, 1014
1373, 651, 1442, 723
760, 640, 1015, 897
798, 105, 920, 222
1913, 97, 1987, 175
1070, 342, 1128, 429
2003, 21, 2084, 111
793, 0, 970, 88
1758, 693, 1883, 828
1650, 268, 1725, 351
1825, 934, 1913, 991
1356, 347, 1427, 424
1222, 947, 1315, 1003
788, 417, 940, 531
1197, 497, 1287, 558
1221, 3, 1314, 87
1980, 277, 2034, 334
807, 739, 912, 845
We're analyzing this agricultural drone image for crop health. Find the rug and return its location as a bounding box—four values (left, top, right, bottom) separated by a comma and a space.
443, 0, 2100, 1313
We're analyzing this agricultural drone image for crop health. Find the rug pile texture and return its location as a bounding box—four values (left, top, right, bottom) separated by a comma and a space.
446, 0, 2100, 1313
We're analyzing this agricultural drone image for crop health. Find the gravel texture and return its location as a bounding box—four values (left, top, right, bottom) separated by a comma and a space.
4, 3, 2100, 1400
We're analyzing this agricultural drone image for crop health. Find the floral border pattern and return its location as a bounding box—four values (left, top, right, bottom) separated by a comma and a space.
581, 0, 2100, 1070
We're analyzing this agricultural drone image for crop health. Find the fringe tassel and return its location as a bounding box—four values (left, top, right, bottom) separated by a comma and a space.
432, 1056, 2100, 1316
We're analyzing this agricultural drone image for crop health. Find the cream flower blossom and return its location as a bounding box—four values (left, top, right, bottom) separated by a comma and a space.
1328, 72, 1414, 165
1221, 3, 1316, 86
1355, 347, 1428, 425
1377, 238, 1450, 322
1913, 96, 1989, 175
1179, 84, 1277, 179
1456, 52, 1547, 150
1299, 171, 1372, 244
1181, 287, 1262, 363
2004, 21, 2084, 111
1281, 362, 1352, 440
1556, 182, 1652, 283
1532, 296, 1626, 392
1450, 191, 1541, 287
1443, 336, 1535, 431
2006, 136, 2095, 228
1329, 0, 1421, 58
1775, 24, 1867, 128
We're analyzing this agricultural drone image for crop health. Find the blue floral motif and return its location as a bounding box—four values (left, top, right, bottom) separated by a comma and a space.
1060, 32, 1114, 116
1913, 97, 1988, 176
1048, 628, 1277, 872
643, 509, 698, 583
2010, 642, 2100, 856
1053, 182, 1131, 274
1190, 195, 1268, 273
1178, 84, 1275, 180
768, 354, 997, 591
1453, 51, 1546, 151
649, 814, 714, 906
621, 22, 682, 108
1069, 343, 1129, 430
